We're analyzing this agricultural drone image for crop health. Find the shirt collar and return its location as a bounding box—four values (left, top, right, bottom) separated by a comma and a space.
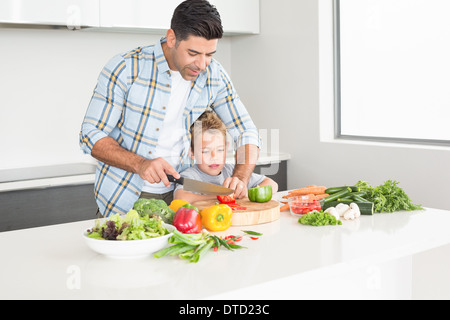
155, 37, 170, 75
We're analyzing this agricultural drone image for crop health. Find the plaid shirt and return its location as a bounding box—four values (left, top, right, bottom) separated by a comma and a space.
80, 38, 260, 217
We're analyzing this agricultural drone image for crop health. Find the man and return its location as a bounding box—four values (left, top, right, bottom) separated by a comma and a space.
80, 0, 260, 217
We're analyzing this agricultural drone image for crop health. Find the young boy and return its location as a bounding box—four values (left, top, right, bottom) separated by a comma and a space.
174, 111, 278, 203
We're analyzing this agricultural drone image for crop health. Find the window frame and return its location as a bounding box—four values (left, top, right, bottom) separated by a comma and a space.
333, 0, 450, 147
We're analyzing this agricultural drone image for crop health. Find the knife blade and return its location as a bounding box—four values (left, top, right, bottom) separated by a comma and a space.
167, 175, 234, 196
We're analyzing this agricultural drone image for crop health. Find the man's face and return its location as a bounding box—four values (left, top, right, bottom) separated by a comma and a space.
167, 33, 218, 81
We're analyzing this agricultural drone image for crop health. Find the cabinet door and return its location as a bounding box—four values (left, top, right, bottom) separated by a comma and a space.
211, 0, 260, 34
99, 0, 259, 35
0, 0, 99, 28
99, 0, 180, 31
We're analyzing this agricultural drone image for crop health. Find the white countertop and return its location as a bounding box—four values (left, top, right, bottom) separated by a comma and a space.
1, 191, 449, 300
0, 153, 291, 192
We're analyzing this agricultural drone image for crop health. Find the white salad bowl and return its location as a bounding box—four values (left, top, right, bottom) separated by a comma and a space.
83, 223, 176, 259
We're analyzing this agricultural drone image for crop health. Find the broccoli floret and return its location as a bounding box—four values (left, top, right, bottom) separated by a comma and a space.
133, 198, 175, 224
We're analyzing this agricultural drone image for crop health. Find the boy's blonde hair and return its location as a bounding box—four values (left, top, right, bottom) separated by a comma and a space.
190, 111, 227, 151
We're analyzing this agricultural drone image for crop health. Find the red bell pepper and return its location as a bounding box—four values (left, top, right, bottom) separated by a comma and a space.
172, 207, 202, 234
217, 195, 247, 210
217, 195, 236, 204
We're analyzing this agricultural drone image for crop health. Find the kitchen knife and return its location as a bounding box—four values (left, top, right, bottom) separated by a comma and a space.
167, 175, 234, 196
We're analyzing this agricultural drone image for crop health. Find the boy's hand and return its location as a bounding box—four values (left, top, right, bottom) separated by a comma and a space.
223, 177, 248, 199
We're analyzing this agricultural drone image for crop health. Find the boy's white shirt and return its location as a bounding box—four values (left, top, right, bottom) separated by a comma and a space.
142, 70, 191, 194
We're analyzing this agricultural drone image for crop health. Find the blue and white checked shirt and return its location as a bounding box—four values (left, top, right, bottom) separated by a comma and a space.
80, 38, 261, 217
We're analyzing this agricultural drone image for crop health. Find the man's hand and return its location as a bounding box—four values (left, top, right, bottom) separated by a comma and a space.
137, 157, 180, 187
223, 176, 248, 199
91, 137, 180, 187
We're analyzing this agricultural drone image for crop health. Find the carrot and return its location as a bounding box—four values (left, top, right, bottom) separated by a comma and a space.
314, 193, 329, 200
282, 192, 329, 201
280, 203, 290, 211
285, 186, 327, 196
283, 193, 318, 200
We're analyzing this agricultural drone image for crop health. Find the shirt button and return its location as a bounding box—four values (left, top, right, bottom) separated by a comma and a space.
162, 106, 166, 110
149, 151, 152, 154
166, 84, 170, 87
156, 128, 159, 131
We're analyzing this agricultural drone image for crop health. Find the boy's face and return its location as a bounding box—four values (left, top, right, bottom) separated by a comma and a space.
192, 130, 227, 176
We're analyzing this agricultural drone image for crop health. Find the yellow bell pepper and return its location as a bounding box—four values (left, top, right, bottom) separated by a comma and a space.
169, 199, 189, 212
200, 204, 233, 232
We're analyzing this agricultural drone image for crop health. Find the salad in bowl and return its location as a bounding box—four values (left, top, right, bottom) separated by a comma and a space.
84, 210, 175, 259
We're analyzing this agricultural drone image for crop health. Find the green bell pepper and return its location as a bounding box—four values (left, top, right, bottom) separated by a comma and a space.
248, 185, 272, 203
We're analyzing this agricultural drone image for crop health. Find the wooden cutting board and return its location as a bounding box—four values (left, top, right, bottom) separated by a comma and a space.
192, 198, 280, 226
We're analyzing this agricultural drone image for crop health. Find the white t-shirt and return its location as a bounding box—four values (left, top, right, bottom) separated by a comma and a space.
142, 70, 191, 194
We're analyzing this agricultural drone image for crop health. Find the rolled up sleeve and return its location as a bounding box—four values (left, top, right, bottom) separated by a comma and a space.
79, 54, 128, 155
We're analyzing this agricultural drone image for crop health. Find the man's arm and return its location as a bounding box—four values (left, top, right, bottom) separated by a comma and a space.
223, 144, 259, 198
91, 137, 180, 187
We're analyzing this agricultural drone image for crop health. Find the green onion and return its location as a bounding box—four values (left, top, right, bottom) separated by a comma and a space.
241, 230, 263, 236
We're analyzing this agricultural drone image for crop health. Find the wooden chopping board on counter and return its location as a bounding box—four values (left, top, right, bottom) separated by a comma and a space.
192, 198, 280, 226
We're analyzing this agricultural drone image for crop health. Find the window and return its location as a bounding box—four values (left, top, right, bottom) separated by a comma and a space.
334, 0, 450, 146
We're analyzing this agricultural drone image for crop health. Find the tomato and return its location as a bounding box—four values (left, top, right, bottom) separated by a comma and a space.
289, 200, 321, 215
227, 203, 247, 210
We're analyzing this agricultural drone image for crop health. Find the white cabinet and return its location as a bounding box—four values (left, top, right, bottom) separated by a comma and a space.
211, 0, 260, 35
0, 0, 99, 28
0, 0, 259, 35
99, 0, 259, 35
99, 0, 178, 32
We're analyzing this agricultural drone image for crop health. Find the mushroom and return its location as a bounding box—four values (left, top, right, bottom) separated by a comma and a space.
342, 203, 361, 220
335, 203, 350, 217
350, 203, 361, 218
324, 207, 340, 220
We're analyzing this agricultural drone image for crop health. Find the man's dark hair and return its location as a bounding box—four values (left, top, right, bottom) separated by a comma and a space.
171, 0, 223, 42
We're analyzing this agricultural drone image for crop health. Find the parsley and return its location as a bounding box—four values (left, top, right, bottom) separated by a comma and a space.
355, 180, 423, 213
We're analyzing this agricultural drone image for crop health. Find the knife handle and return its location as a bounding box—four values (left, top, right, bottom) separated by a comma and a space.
167, 175, 184, 184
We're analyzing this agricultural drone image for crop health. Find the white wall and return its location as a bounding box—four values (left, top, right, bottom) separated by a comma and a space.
230, 0, 450, 211
0, 27, 232, 170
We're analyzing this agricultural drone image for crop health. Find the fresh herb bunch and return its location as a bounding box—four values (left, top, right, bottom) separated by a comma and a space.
355, 180, 423, 213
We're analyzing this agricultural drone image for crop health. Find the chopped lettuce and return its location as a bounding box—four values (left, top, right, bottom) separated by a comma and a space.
298, 211, 342, 226
86, 209, 169, 241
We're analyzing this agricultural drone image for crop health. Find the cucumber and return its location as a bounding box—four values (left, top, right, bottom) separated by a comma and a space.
322, 201, 374, 215
336, 198, 353, 203
322, 189, 351, 203
325, 186, 360, 194
349, 191, 366, 197
351, 195, 367, 202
